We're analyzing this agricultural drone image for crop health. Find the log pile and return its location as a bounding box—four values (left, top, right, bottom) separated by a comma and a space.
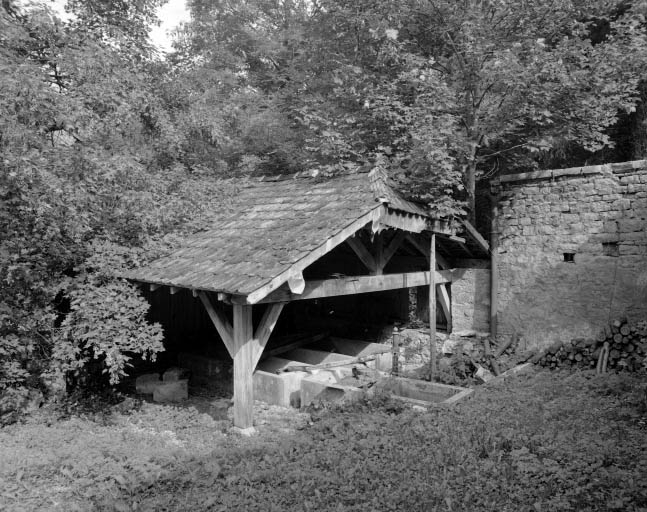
534, 319, 647, 373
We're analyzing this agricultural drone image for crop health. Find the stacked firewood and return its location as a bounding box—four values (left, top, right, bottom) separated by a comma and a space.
534, 319, 647, 372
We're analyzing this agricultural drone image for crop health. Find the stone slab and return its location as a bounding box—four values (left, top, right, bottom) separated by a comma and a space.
253, 369, 305, 408
153, 379, 188, 403
281, 348, 354, 365
135, 373, 161, 394
163, 367, 191, 381
329, 338, 392, 371
300, 372, 360, 407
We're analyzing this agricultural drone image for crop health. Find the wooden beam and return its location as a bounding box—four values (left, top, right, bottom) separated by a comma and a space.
246, 207, 383, 304
406, 235, 430, 262
406, 235, 450, 269
169, 286, 181, 295
232, 304, 254, 429
374, 234, 384, 275
379, 231, 407, 272
149, 284, 161, 292
462, 220, 490, 253
429, 234, 437, 380
287, 272, 305, 294
250, 303, 285, 369
346, 236, 378, 273
240, 270, 452, 304
198, 292, 234, 357
192, 289, 198, 298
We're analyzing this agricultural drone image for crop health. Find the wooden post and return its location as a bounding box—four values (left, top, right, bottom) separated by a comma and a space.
490, 203, 499, 341
429, 233, 437, 380
233, 304, 254, 429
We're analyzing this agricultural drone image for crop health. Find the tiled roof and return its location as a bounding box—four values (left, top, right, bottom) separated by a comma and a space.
127, 169, 433, 298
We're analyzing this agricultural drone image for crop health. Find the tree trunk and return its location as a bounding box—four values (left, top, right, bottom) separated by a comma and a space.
465, 160, 477, 223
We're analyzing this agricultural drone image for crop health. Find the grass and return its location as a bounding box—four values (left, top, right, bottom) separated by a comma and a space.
1, 367, 647, 511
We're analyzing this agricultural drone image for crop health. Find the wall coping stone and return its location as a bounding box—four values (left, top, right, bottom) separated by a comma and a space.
492, 160, 647, 187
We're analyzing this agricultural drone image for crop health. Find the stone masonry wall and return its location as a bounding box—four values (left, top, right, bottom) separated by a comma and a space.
493, 160, 647, 348
451, 268, 491, 334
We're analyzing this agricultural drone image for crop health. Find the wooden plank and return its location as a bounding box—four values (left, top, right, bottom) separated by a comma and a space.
429, 233, 437, 380
198, 292, 234, 357
437, 284, 452, 334
241, 270, 453, 304
232, 304, 254, 428
246, 207, 383, 304
281, 355, 377, 373
379, 231, 407, 271
461, 220, 490, 253
346, 236, 378, 273
378, 209, 427, 233
250, 303, 285, 369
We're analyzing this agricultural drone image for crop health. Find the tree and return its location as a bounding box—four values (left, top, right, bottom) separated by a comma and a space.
0, 0, 232, 418
282, 0, 645, 218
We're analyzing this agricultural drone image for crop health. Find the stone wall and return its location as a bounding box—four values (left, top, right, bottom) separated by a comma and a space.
493, 160, 647, 347
451, 268, 491, 334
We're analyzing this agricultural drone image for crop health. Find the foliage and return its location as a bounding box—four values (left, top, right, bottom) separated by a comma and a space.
56, 279, 164, 386
0, 1, 234, 415
1, 369, 647, 510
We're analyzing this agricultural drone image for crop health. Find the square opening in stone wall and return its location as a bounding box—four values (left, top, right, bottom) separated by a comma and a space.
602, 242, 619, 257
563, 252, 575, 263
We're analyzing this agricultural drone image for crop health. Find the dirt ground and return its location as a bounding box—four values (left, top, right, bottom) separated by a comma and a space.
1, 367, 647, 511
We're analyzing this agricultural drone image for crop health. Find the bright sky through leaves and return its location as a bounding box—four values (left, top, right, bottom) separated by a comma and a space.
48, 0, 189, 51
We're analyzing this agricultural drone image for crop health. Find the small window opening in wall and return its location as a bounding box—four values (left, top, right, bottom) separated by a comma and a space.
563, 252, 575, 263
602, 241, 619, 257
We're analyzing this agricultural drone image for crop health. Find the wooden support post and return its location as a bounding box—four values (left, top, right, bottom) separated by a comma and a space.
232, 304, 254, 429
429, 233, 437, 381
490, 203, 499, 341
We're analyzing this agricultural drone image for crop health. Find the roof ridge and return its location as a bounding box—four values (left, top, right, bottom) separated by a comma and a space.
256, 167, 371, 182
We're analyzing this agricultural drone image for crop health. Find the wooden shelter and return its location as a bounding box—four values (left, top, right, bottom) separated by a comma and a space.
127, 168, 486, 428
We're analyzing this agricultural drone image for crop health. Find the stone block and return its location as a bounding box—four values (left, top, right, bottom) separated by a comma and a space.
135, 373, 161, 394
618, 219, 645, 233
163, 367, 191, 381
614, 198, 632, 210
153, 379, 189, 403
